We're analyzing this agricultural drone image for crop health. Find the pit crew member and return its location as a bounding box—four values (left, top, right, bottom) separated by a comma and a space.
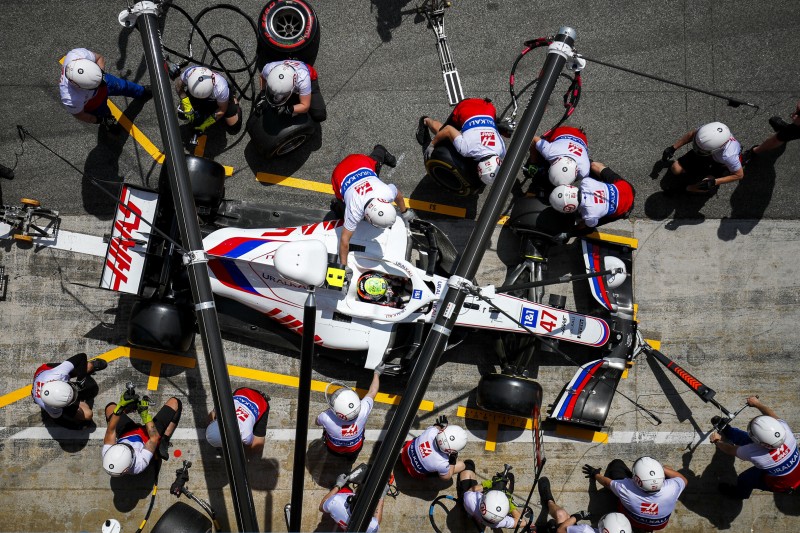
319, 466, 392, 532
175, 65, 241, 135
256, 60, 326, 122
710, 396, 800, 499
548, 161, 635, 231
60, 48, 150, 131
205, 387, 270, 454
400, 415, 467, 480
743, 100, 800, 163
316, 366, 384, 457
661, 121, 743, 193
32, 352, 107, 423
527, 125, 592, 188
537, 476, 631, 533
583, 456, 687, 531
458, 460, 529, 530
102, 392, 181, 476
330, 146, 414, 267
418, 97, 507, 186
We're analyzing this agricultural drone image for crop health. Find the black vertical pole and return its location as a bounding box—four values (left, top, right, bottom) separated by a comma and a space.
289, 289, 317, 532
134, 9, 259, 532
347, 26, 578, 531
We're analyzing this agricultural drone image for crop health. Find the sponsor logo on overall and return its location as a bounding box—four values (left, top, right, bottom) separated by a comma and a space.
412, 289, 422, 300
235, 405, 251, 422
342, 423, 358, 438
340, 168, 376, 195
520, 307, 539, 327
419, 440, 433, 458
480, 131, 496, 147
640, 502, 659, 515
567, 142, 583, 156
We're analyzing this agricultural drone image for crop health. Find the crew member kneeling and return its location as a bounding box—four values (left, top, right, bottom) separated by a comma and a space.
400, 415, 467, 480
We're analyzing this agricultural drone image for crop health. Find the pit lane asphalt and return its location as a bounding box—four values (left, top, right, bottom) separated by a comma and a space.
0, 1, 799, 532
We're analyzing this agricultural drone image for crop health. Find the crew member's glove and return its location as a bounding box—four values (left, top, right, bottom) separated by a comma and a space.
276, 104, 294, 117
448, 452, 458, 465
661, 146, 676, 161
374, 362, 386, 376
553, 232, 571, 244
335, 473, 349, 489
400, 209, 417, 223
434, 415, 448, 429
254, 90, 267, 114
344, 267, 353, 288
582, 464, 601, 479
179, 97, 196, 122
137, 396, 153, 425
567, 57, 586, 72
194, 115, 217, 133
570, 510, 591, 522
424, 144, 435, 160
697, 177, 717, 191
114, 391, 137, 414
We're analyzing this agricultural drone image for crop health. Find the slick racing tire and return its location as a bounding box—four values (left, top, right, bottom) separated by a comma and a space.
159, 156, 225, 211
151, 502, 212, 533
425, 143, 483, 197
507, 195, 575, 241
258, 0, 320, 63
247, 108, 317, 159
128, 299, 196, 354
476, 373, 542, 418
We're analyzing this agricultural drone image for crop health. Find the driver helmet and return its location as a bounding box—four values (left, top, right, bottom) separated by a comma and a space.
632, 456, 665, 492
186, 67, 215, 99
748, 415, 786, 449
65, 58, 103, 90
549, 184, 580, 213
103, 443, 134, 476
548, 156, 579, 186
357, 272, 392, 303
598, 512, 632, 533
41, 380, 78, 408
363, 198, 397, 228
266, 63, 297, 106
480, 490, 509, 525
205, 420, 223, 448
477, 155, 502, 186
329, 388, 361, 421
693, 122, 731, 155
434, 424, 467, 454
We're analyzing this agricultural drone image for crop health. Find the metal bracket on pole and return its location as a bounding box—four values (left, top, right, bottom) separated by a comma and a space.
182, 249, 210, 266
118, 1, 159, 27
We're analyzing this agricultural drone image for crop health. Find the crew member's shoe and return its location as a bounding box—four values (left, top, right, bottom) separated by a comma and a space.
416, 116, 431, 146
158, 436, 171, 461
90, 358, 108, 373
538, 476, 554, 505
769, 116, 789, 132
711, 416, 731, 429
741, 146, 757, 165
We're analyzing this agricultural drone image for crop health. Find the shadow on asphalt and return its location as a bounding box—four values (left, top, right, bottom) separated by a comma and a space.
679, 448, 743, 530
370, 0, 417, 43
243, 127, 323, 183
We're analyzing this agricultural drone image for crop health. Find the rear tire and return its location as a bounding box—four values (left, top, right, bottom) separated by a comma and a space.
425, 143, 483, 197
247, 109, 316, 159
159, 156, 225, 211
128, 299, 196, 354
150, 502, 212, 533
476, 373, 542, 418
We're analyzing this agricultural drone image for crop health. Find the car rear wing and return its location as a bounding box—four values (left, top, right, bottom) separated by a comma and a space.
100, 184, 160, 295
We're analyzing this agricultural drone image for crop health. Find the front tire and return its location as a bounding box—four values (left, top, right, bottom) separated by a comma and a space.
128, 299, 196, 354
150, 502, 212, 533
247, 109, 317, 159
425, 143, 483, 197
476, 373, 542, 418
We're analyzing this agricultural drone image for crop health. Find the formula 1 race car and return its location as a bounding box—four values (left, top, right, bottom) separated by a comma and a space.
101, 156, 634, 427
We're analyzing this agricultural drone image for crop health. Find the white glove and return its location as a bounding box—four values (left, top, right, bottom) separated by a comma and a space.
335, 473, 349, 489
424, 144, 435, 160
401, 209, 417, 223
374, 362, 386, 375
568, 57, 586, 73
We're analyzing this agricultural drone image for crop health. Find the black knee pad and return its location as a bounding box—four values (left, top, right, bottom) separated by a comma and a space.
172, 398, 183, 424
463, 459, 476, 473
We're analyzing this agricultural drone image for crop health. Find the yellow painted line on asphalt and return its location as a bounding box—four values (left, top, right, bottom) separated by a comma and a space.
0, 387, 30, 409
256, 172, 467, 217
554, 424, 609, 443
586, 231, 638, 249
108, 100, 166, 164
227, 364, 434, 411
457, 405, 534, 451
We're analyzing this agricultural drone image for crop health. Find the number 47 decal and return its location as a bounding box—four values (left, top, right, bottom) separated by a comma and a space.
539, 309, 558, 332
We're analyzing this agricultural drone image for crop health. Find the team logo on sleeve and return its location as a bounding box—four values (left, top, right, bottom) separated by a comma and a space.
342, 423, 359, 438
419, 440, 433, 458
567, 142, 583, 156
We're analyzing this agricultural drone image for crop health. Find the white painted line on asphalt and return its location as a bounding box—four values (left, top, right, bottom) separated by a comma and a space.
2, 426, 718, 445
0, 223, 106, 257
